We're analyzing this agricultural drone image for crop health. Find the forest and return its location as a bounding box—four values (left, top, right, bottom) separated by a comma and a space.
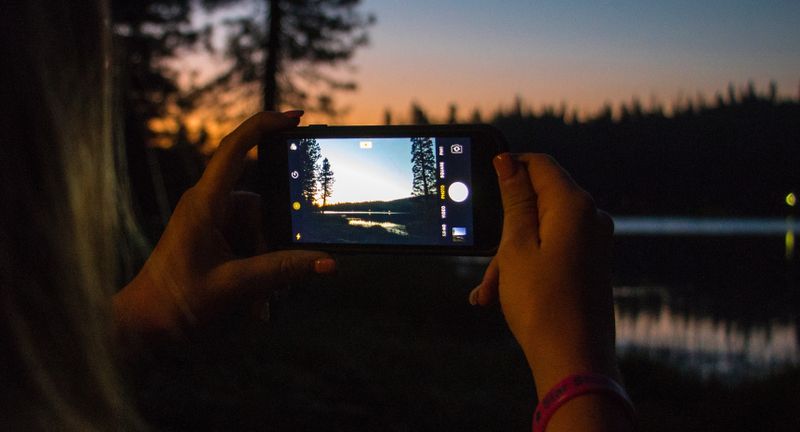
488, 86, 800, 217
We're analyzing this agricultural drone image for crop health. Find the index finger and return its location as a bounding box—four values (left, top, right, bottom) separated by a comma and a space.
197, 111, 303, 200
494, 153, 540, 247
516, 153, 597, 244
515, 154, 584, 204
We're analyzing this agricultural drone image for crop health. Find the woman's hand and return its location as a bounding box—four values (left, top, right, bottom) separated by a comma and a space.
469, 154, 627, 430
113, 111, 336, 341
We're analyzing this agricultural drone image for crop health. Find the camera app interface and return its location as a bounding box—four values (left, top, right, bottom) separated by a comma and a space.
287, 136, 474, 246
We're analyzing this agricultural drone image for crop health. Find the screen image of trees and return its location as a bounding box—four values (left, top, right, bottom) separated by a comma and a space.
296, 138, 440, 244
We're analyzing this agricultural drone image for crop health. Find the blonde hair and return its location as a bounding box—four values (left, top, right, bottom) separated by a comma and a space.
0, 1, 143, 429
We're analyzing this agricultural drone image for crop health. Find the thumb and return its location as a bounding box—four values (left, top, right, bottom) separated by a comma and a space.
222, 250, 336, 294
493, 153, 540, 247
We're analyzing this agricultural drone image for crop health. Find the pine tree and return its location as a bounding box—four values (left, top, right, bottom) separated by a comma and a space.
470, 107, 483, 123
201, 0, 374, 114
318, 157, 334, 208
410, 103, 429, 124
447, 103, 458, 124
297, 138, 321, 204
410, 137, 436, 197
111, 0, 203, 231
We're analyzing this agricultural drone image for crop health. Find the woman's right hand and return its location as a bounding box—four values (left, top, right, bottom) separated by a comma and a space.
470, 154, 621, 411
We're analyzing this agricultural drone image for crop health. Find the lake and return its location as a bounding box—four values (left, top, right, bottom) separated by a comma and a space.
133, 217, 800, 431
614, 217, 798, 380
613, 216, 796, 237
301, 214, 799, 380
322, 210, 411, 237
302, 209, 441, 244
458, 216, 800, 381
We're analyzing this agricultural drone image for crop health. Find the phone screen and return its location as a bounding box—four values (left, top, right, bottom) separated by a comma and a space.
286, 136, 474, 246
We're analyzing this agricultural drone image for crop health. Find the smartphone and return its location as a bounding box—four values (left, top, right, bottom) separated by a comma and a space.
259, 124, 507, 255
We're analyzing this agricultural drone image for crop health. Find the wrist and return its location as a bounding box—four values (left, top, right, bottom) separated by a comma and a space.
527, 354, 621, 402
113, 271, 183, 343
517, 331, 619, 400
533, 373, 635, 432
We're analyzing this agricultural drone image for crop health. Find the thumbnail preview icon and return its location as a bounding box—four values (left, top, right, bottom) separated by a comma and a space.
452, 226, 467, 242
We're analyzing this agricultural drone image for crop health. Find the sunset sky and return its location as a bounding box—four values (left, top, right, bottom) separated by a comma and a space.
339, 0, 800, 124
313, 138, 416, 204
178, 0, 800, 131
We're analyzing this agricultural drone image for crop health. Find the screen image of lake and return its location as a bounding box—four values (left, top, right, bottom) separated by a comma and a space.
323, 211, 410, 237
296, 196, 442, 244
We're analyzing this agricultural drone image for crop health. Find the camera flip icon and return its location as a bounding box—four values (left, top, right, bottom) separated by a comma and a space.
450, 144, 463, 154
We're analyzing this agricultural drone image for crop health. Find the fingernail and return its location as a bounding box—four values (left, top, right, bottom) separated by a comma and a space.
314, 258, 336, 274
493, 153, 516, 180
468, 285, 480, 306
282, 110, 304, 119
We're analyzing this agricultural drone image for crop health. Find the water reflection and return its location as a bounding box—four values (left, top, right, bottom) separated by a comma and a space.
346, 217, 408, 236
451, 248, 799, 380
614, 286, 799, 379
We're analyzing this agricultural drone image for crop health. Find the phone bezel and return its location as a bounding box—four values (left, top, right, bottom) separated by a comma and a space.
259, 124, 506, 255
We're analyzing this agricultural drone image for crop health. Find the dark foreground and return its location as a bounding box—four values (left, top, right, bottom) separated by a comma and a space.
132, 237, 800, 431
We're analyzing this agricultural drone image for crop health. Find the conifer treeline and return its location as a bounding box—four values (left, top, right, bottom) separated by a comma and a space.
398, 84, 799, 216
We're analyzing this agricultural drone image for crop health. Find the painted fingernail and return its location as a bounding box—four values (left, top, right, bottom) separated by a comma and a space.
493, 153, 516, 180
314, 258, 336, 274
282, 110, 304, 119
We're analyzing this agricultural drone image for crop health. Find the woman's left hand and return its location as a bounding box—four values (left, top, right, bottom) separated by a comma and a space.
113, 111, 336, 341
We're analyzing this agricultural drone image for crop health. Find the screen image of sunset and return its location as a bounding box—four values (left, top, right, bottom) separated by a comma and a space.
314, 138, 418, 205
287, 135, 474, 246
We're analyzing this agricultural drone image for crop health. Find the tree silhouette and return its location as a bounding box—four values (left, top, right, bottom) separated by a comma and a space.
447, 103, 458, 124
111, 0, 208, 234
484, 82, 800, 217
318, 157, 334, 208
201, 0, 374, 114
410, 137, 436, 197
470, 107, 483, 123
410, 103, 430, 124
297, 138, 321, 204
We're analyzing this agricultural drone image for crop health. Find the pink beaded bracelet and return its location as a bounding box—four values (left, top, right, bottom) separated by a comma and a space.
532, 373, 635, 432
